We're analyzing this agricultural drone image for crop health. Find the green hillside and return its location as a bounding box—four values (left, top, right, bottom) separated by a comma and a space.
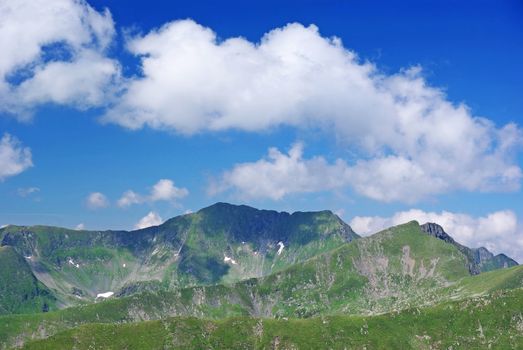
21, 287, 523, 350
0, 246, 56, 315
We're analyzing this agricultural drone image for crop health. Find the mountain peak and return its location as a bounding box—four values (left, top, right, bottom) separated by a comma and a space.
420, 222, 517, 274
420, 222, 456, 244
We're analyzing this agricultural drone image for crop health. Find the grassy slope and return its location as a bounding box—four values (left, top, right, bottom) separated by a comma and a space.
0, 203, 356, 306
22, 288, 523, 350
0, 246, 56, 315
4, 222, 521, 348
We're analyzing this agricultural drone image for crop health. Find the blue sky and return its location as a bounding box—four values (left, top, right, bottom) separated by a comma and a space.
0, 0, 522, 260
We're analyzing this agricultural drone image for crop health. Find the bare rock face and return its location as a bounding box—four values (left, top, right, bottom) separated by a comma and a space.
420, 223, 456, 244
474, 247, 494, 264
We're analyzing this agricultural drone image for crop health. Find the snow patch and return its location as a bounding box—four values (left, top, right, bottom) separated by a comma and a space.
68, 258, 80, 268
96, 292, 114, 299
25, 256, 32, 260
224, 256, 238, 265
277, 242, 285, 255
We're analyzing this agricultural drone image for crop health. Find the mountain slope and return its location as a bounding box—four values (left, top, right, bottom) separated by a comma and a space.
0, 246, 56, 315
0, 203, 357, 306
20, 287, 523, 350
4, 222, 522, 348
421, 223, 518, 274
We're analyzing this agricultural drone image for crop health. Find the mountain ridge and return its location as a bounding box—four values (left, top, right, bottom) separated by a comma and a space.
1, 205, 522, 348
2, 220, 522, 348
0, 202, 358, 309
420, 222, 518, 273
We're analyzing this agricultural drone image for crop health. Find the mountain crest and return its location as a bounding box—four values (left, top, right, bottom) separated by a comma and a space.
420, 222, 517, 274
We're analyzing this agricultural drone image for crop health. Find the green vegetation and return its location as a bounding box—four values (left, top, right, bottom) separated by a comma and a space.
0, 246, 56, 315
0, 203, 520, 348
1, 222, 521, 348
0, 203, 357, 307
22, 288, 523, 349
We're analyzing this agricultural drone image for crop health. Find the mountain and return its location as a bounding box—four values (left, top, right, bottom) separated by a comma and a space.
0, 246, 56, 315
0, 203, 520, 348
421, 223, 518, 274
0, 203, 357, 308
2, 220, 522, 348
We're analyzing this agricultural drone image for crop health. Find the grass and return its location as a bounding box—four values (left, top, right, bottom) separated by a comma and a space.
0, 246, 56, 315
21, 288, 523, 349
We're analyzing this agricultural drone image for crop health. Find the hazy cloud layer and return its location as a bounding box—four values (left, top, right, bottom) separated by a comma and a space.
350, 209, 523, 263
0, 133, 33, 180
17, 186, 40, 197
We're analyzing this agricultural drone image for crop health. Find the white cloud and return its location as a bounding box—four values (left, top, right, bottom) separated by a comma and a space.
104, 20, 521, 202
210, 143, 348, 200
0, 11, 520, 202
75, 223, 85, 230
85, 192, 108, 209
117, 190, 142, 207
0, 0, 120, 116
212, 138, 521, 203
117, 179, 188, 207
349, 209, 523, 263
0, 133, 33, 180
334, 208, 346, 219
17, 186, 39, 197
150, 179, 189, 201
134, 211, 163, 229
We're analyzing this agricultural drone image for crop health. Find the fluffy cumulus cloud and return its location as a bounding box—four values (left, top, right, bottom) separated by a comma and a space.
212, 141, 521, 202
1, 8, 521, 202
209, 143, 349, 200
134, 211, 163, 229
118, 179, 188, 207
150, 179, 189, 201
105, 19, 521, 202
350, 209, 523, 263
0, 133, 33, 180
117, 190, 142, 207
0, 0, 120, 116
85, 192, 108, 209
